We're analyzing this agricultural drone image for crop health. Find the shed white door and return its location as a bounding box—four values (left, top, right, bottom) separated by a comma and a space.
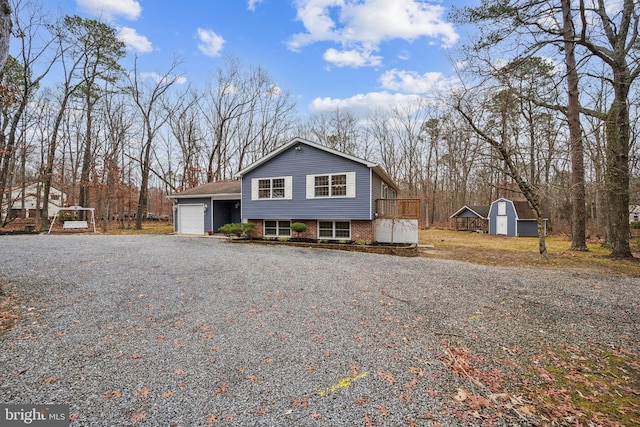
178, 205, 204, 235
496, 216, 508, 235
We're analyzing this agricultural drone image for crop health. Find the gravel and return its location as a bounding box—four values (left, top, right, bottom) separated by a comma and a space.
0, 235, 638, 426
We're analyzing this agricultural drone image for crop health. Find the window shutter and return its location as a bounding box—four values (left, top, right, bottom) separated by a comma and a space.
251, 178, 259, 200
306, 175, 315, 199
346, 172, 356, 198
284, 176, 293, 200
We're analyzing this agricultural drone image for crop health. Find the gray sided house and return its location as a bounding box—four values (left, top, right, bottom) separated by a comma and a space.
488, 198, 546, 237
168, 180, 241, 235
236, 137, 417, 243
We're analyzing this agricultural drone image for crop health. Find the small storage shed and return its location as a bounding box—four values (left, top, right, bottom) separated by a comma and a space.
168, 180, 241, 235
630, 205, 640, 223
449, 205, 490, 232
488, 198, 545, 237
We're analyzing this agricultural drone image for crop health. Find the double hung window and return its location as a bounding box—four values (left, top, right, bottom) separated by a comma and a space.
318, 221, 351, 239
306, 172, 355, 198
264, 220, 291, 237
251, 176, 292, 200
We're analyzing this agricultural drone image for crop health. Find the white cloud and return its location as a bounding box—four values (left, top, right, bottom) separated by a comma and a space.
76, 0, 142, 21
117, 27, 152, 53
288, 0, 459, 67
309, 91, 422, 117
140, 72, 187, 85
397, 50, 410, 61
323, 48, 382, 67
379, 69, 446, 93
247, 0, 263, 11
197, 28, 226, 57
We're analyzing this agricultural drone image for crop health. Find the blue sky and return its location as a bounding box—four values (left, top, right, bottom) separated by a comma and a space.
48, 0, 475, 117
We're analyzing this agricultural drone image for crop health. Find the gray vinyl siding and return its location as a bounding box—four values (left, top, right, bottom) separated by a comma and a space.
517, 220, 539, 237
371, 172, 382, 217
242, 144, 372, 220
489, 199, 516, 236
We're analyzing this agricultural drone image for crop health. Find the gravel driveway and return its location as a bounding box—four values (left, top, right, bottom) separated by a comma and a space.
0, 235, 638, 426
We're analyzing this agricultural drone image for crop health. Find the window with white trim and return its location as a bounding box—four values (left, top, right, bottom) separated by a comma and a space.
264, 220, 291, 237
318, 221, 351, 239
498, 201, 507, 216
251, 176, 292, 200
306, 172, 355, 198
381, 182, 396, 199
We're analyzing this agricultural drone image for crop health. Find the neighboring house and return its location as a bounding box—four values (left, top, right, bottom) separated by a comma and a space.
1, 182, 66, 220
488, 197, 546, 237
449, 205, 490, 232
167, 180, 241, 235
630, 205, 640, 223
235, 137, 418, 243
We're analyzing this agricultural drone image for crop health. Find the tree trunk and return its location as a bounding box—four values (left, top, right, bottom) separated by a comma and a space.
537, 217, 547, 257
135, 136, 153, 230
605, 96, 632, 258
0, 0, 10, 73
561, 0, 588, 251
78, 93, 94, 218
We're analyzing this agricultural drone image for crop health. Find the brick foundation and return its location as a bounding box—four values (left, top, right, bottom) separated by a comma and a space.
246, 220, 263, 238
351, 220, 374, 242
246, 219, 374, 242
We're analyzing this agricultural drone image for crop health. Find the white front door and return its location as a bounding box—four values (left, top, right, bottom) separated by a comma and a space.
496, 216, 508, 235
178, 205, 205, 235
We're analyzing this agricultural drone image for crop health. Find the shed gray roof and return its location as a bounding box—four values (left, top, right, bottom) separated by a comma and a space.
168, 180, 241, 199
450, 205, 490, 219
512, 200, 536, 220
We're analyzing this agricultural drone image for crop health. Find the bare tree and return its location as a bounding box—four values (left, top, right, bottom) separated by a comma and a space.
454, 0, 588, 252
0, 0, 10, 73
574, 0, 639, 258
200, 56, 295, 181
307, 108, 360, 156
166, 87, 204, 190
98, 90, 131, 231
454, 86, 549, 255
0, 0, 60, 223
128, 58, 182, 230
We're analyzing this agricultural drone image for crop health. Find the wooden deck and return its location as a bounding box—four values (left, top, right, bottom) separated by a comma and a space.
376, 199, 420, 220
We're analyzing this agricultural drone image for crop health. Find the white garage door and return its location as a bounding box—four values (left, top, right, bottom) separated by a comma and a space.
178, 205, 205, 235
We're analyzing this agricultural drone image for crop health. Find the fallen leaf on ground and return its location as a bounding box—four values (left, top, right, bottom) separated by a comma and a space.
212, 383, 229, 396
102, 389, 121, 399
376, 369, 397, 384
136, 387, 151, 398
453, 388, 468, 402
131, 412, 147, 422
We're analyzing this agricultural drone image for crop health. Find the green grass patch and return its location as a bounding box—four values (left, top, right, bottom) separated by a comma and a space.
103, 224, 174, 235
531, 346, 640, 426
419, 229, 640, 277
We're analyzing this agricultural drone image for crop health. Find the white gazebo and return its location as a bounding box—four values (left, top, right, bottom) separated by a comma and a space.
48, 206, 96, 234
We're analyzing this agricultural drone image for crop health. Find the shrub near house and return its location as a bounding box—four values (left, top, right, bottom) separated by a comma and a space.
219, 222, 255, 237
